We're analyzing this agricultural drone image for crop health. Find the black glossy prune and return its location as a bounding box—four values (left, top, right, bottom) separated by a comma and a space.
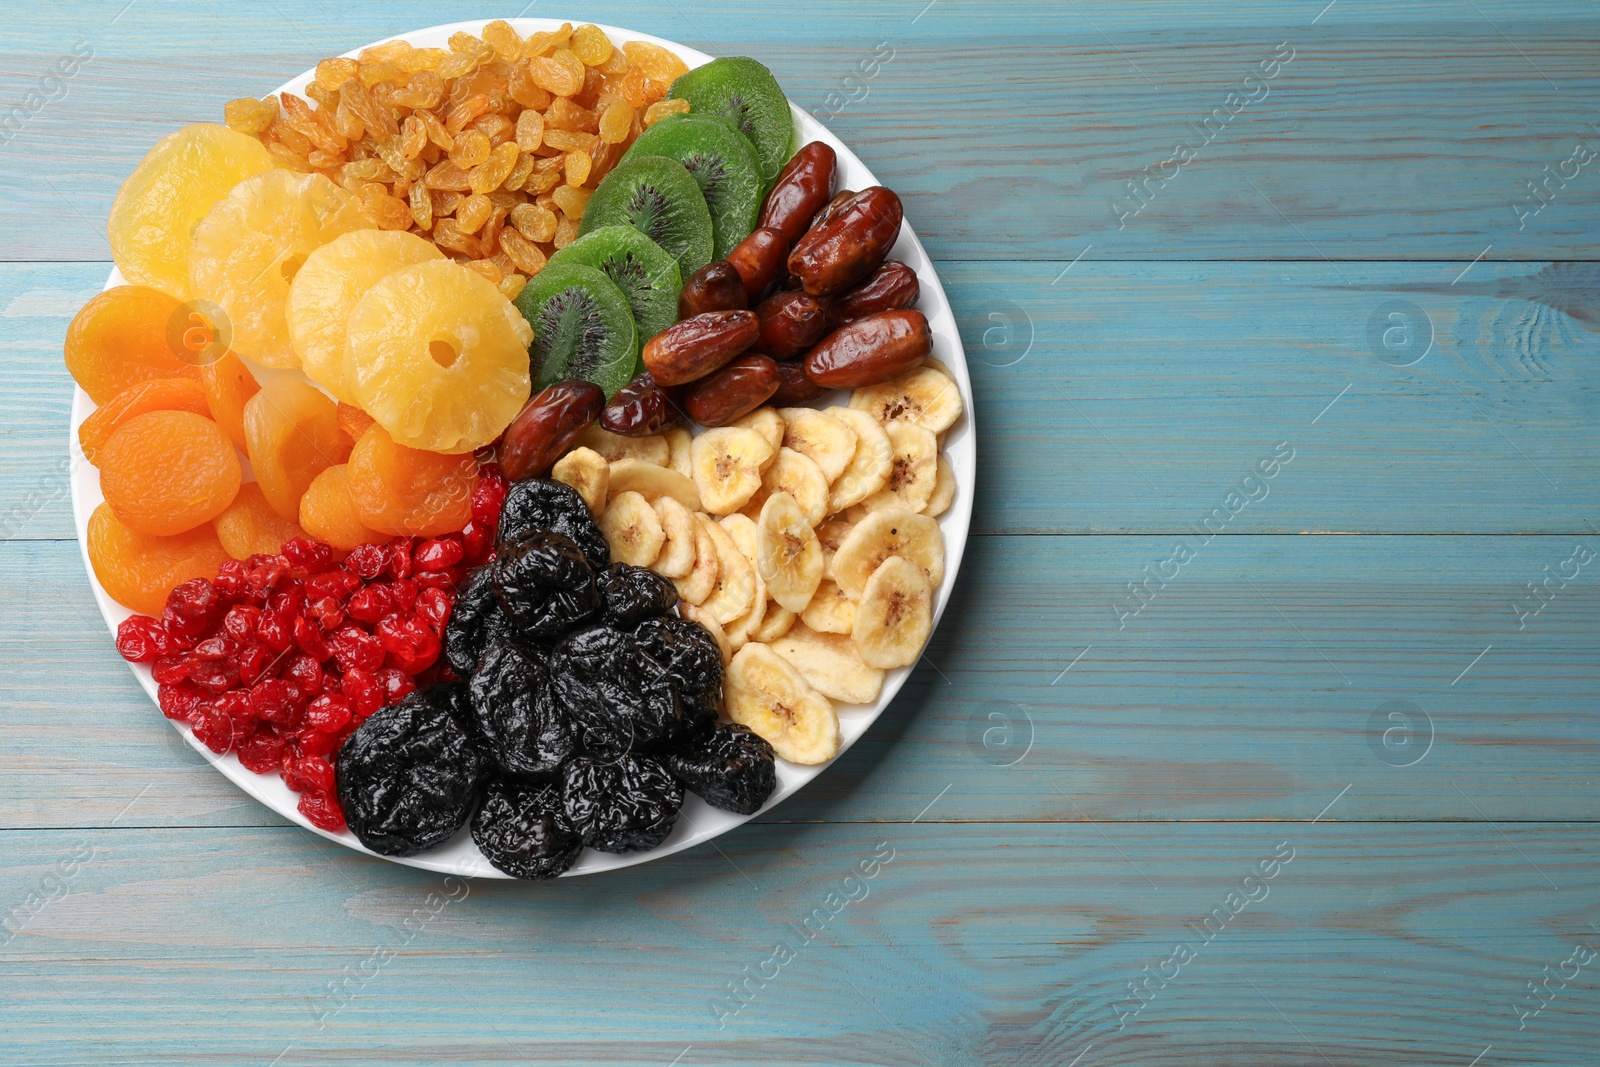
555, 625, 682, 754
443, 565, 497, 677
560, 754, 684, 853
595, 563, 679, 627
663, 723, 776, 815
633, 615, 725, 705
498, 478, 609, 569
468, 638, 574, 779
493, 531, 598, 641
336, 686, 488, 857
471, 778, 583, 880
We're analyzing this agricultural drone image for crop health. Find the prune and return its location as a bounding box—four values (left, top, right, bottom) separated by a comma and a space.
633, 615, 724, 706
663, 723, 776, 815
497, 478, 608, 570
336, 687, 488, 857
555, 625, 682, 754
560, 754, 684, 853
443, 565, 497, 676
468, 638, 574, 778
471, 777, 584, 880
595, 563, 679, 628
493, 531, 598, 641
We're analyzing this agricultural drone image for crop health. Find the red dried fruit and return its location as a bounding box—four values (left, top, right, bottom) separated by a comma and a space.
298, 790, 348, 832
158, 680, 205, 722
415, 537, 465, 571
151, 656, 191, 685
417, 587, 454, 633
330, 626, 384, 673
471, 462, 508, 534
192, 706, 240, 754
284, 654, 325, 695
305, 570, 361, 601
345, 542, 389, 578
341, 668, 384, 718
387, 537, 415, 579
237, 643, 272, 685
304, 694, 353, 733
375, 666, 417, 705
282, 536, 334, 574
237, 731, 288, 774
284, 755, 335, 794
116, 616, 169, 662
375, 613, 442, 674
249, 678, 300, 725
163, 579, 224, 640
389, 578, 419, 614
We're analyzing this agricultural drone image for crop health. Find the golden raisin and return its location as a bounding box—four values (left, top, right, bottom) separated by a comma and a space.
570, 24, 613, 67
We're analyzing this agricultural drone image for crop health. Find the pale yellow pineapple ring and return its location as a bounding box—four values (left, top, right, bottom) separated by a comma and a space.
347, 259, 533, 454
189, 169, 372, 368
107, 123, 274, 300
286, 230, 444, 403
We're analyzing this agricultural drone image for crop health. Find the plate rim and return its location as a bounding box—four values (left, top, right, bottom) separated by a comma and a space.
69, 16, 975, 879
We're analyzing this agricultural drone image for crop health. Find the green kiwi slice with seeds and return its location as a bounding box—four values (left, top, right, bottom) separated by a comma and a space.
623, 113, 764, 260
547, 225, 681, 354
514, 262, 637, 399
577, 155, 714, 280
668, 56, 796, 184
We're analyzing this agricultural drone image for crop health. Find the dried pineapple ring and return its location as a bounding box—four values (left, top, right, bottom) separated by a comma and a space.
189, 170, 373, 369
108, 123, 275, 299
347, 259, 534, 454
285, 229, 443, 403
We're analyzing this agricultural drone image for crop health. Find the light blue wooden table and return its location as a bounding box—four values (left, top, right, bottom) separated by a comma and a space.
2, 2, 1597, 1064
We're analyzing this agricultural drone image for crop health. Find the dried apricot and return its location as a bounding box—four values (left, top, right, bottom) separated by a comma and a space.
78, 378, 210, 465
88, 502, 233, 616
213, 482, 305, 559
99, 411, 242, 536
336, 402, 376, 443
198, 351, 261, 453
107, 123, 275, 298
64, 286, 200, 405
346, 424, 477, 537
243, 378, 352, 522
299, 464, 383, 550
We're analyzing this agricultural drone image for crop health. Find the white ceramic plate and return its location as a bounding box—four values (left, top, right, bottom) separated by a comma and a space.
70, 18, 974, 878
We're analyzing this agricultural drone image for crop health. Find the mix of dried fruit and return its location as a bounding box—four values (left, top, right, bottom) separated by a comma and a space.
72, 22, 961, 878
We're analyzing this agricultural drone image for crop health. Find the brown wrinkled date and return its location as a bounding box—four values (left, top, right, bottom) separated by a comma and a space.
788, 186, 904, 298
685, 355, 779, 426
600, 372, 682, 437
725, 227, 788, 302
499, 380, 606, 480
827, 259, 920, 328
813, 189, 857, 230
770, 358, 829, 405
804, 309, 931, 389
758, 141, 837, 243
755, 290, 832, 359
641, 310, 760, 386
678, 261, 749, 318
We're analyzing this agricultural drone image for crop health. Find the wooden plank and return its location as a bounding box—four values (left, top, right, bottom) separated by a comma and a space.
5, 532, 1594, 827
1, 823, 1596, 1065
8, 260, 1597, 540
1, 3, 1598, 261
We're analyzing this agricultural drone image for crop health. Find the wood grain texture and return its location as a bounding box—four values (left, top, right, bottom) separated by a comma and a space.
0, 3, 1597, 261
2, 3, 1597, 1063
1, 824, 1597, 1066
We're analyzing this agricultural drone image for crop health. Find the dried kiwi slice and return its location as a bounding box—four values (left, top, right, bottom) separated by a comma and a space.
546, 225, 681, 354
577, 155, 714, 280
668, 57, 796, 184
514, 262, 637, 398
623, 114, 764, 260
